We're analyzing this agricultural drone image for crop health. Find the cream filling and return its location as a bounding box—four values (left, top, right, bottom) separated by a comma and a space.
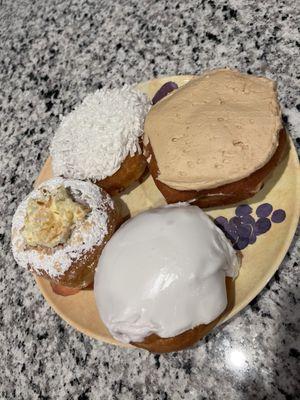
144, 69, 282, 191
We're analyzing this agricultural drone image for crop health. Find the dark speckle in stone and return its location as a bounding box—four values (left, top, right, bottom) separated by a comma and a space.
43, 88, 59, 99
250, 297, 260, 312
16, 298, 23, 306
277, 388, 294, 400
70, 378, 80, 387
78, 391, 90, 400
28, 72, 37, 82
154, 354, 160, 369
229, 8, 238, 19
261, 312, 272, 319
58, 324, 65, 334
118, 380, 123, 393
296, 104, 300, 111
45, 101, 53, 112
183, 359, 192, 375
205, 32, 221, 44
274, 271, 281, 283
289, 348, 300, 358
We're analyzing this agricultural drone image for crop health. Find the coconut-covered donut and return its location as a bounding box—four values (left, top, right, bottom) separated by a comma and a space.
11, 178, 117, 294
50, 86, 151, 195
94, 204, 240, 353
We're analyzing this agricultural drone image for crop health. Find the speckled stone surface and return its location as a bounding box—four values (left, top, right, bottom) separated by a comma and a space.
0, 0, 299, 399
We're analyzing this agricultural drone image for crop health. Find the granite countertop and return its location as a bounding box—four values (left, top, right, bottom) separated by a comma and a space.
0, 0, 299, 399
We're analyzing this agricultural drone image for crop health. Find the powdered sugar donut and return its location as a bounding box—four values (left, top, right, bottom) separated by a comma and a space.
11, 178, 117, 293
50, 86, 151, 195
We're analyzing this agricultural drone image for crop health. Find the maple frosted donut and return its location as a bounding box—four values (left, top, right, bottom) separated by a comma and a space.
50, 86, 151, 195
11, 178, 117, 295
144, 69, 286, 207
94, 204, 240, 353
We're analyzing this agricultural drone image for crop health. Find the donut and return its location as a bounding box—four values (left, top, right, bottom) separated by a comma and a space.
144, 69, 286, 207
50, 86, 150, 195
11, 178, 117, 294
94, 204, 240, 353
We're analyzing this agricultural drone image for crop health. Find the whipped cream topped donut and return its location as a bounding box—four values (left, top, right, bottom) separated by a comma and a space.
94, 204, 240, 346
50, 86, 150, 194
12, 178, 116, 289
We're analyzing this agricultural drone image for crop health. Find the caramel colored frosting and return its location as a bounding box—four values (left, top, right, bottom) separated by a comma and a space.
144, 69, 282, 191
22, 186, 90, 248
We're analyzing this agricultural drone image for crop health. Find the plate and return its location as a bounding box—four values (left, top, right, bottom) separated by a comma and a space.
34, 75, 300, 349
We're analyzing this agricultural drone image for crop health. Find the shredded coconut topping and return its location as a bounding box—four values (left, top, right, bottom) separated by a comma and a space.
50, 86, 151, 181
11, 178, 114, 278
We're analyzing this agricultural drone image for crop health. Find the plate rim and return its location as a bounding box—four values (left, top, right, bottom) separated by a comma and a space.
34, 75, 300, 348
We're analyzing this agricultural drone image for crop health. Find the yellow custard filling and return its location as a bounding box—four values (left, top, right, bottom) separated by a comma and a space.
22, 186, 90, 248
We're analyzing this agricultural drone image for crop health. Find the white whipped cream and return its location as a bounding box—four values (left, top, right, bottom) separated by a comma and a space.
94, 204, 239, 343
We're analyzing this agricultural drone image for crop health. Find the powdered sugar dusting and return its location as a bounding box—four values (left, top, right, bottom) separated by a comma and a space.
50, 86, 151, 181
11, 178, 114, 278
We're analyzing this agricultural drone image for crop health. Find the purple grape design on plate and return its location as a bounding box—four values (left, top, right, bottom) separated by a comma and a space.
233, 237, 249, 251
152, 82, 178, 105
214, 203, 286, 251
214, 216, 228, 228
240, 214, 255, 226
256, 203, 273, 218
271, 209, 286, 223
249, 232, 257, 245
235, 204, 252, 216
230, 216, 242, 227
238, 224, 252, 239
255, 218, 271, 235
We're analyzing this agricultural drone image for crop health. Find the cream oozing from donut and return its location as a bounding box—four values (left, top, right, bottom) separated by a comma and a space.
50, 86, 150, 181
94, 204, 240, 343
11, 178, 114, 278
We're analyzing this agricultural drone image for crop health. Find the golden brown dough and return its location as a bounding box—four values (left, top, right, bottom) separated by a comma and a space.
96, 151, 147, 196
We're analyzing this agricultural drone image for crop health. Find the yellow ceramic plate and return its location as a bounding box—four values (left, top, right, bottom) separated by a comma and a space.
34, 76, 300, 349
